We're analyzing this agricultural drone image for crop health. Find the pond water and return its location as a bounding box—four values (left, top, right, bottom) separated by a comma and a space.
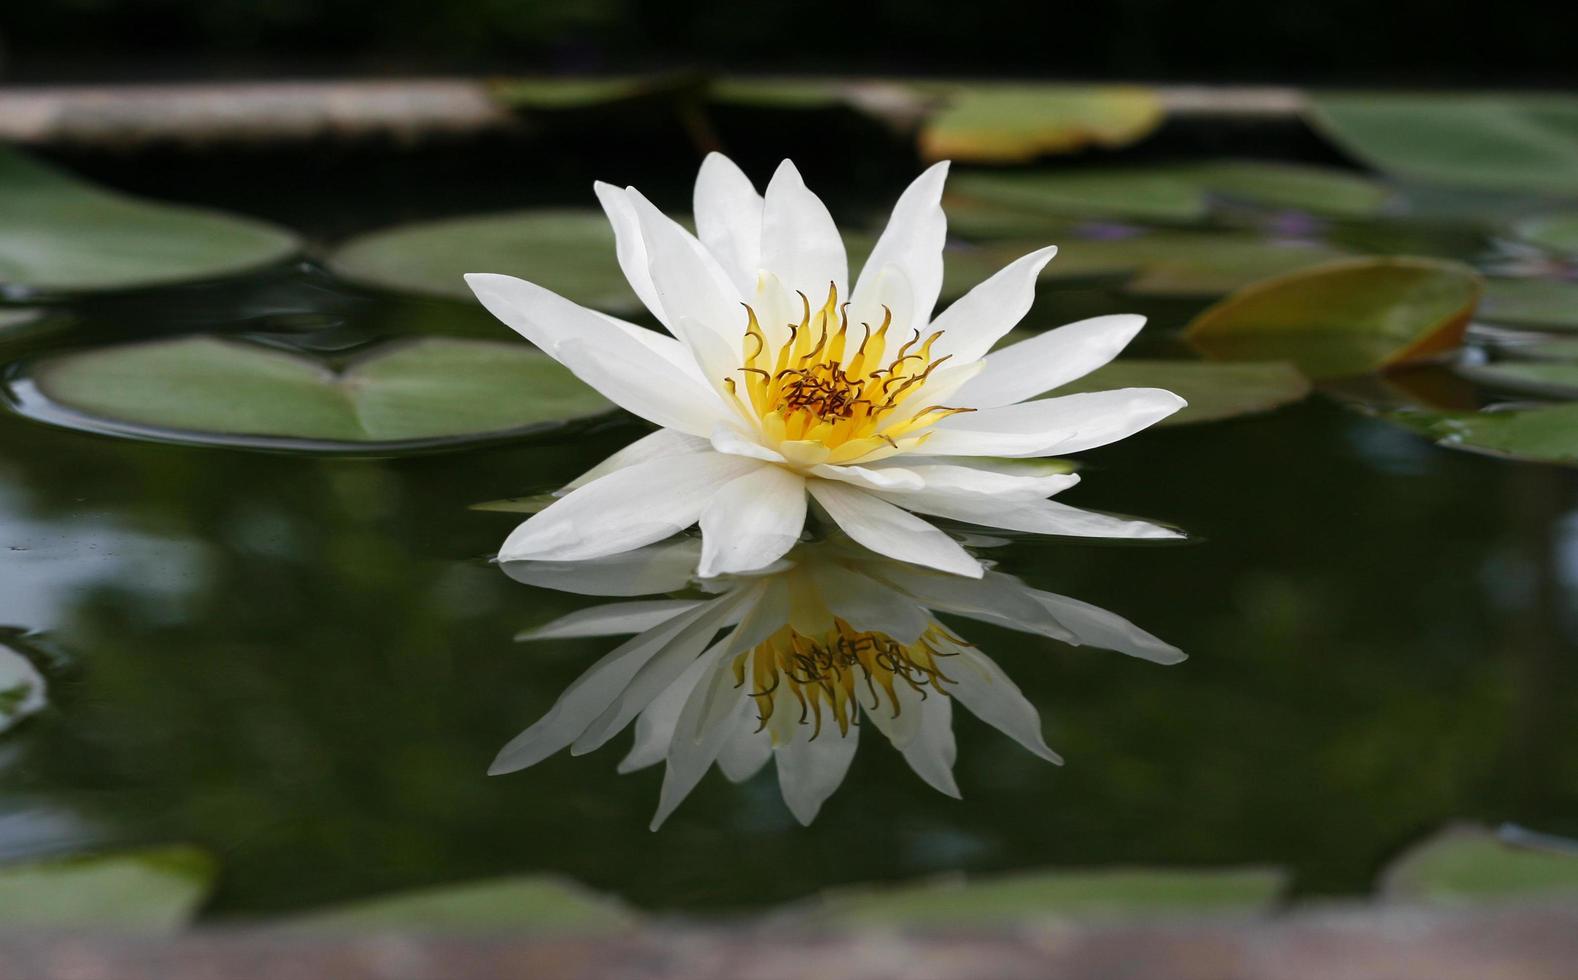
1, 141, 1576, 921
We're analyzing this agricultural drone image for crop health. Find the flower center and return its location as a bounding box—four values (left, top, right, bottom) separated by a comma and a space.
732, 619, 963, 741
721, 283, 972, 464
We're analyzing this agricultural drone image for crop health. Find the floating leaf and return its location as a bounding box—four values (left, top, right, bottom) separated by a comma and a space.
919, 85, 1164, 164
1183, 160, 1392, 217
491, 74, 702, 111
1054, 360, 1311, 425
329, 209, 639, 313
1397, 402, 1578, 465
1186, 257, 1482, 379
0, 148, 299, 295
950, 169, 1205, 224
0, 643, 47, 734
1480, 278, 1578, 331
711, 78, 933, 127
1382, 825, 1578, 905
1038, 233, 1350, 297
1456, 359, 1578, 399
16, 336, 611, 452
0, 846, 216, 931
819, 865, 1286, 925
1309, 94, 1578, 196
1514, 213, 1578, 257
286, 876, 634, 932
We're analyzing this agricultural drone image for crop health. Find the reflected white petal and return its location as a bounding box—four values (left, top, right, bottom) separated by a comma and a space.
517, 599, 704, 640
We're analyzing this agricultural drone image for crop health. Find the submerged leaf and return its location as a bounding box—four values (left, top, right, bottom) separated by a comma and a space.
329, 210, 638, 312
1054, 360, 1312, 425
1310, 94, 1578, 196
819, 865, 1287, 924
0, 846, 216, 931
1186, 257, 1482, 379
919, 85, 1164, 163
1382, 825, 1578, 904
286, 875, 634, 932
20, 336, 611, 452
0, 147, 299, 294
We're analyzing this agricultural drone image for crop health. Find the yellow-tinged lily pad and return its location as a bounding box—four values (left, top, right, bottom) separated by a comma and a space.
0, 846, 216, 931
1309, 94, 1578, 196
919, 84, 1165, 164
329, 209, 639, 313
16, 335, 611, 452
1481, 278, 1578, 331
0, 148, 299, 295
1382, 825, 1578, 905
818, 865, 1287, 925
1186, 257, 1482, 379
1054, 360, 1312, 425
285, 875, 635, 932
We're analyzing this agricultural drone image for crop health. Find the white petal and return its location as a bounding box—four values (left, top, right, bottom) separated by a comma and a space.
652, 648, 751, 828
501, 452, 762, 561
953, 314, 1148, 409
489, 595, 734, 774
694, 152, 764, 296
899, 692, 960, 798
711, 423, 787, 464
847, 264, 915, 353
698, 465, 808, 577
807, 480, 983, 578
774, 720, 858, 825
945, 646, 1063, 764
573, 587, 756, 756
808, 463, 925, 492
627, 189, 747, 349
903, 464, 1080, 499
717, 721, 773, 783
852, 162, 949, 329
618, 652, 715, 774
1032, 591, 1187, 664
760, 160, 847, 298
563, 429, 711, 491
465, 273, 722, 435
878, 487, 1183, 540
929, 246, 1058, 365
500, 538, 701, 596
922, 388, 1186, 457
593, 181, 667, 324
516, 599, 704, 640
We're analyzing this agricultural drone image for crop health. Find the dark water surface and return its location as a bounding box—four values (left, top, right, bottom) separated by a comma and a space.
1, 180, 1576, 919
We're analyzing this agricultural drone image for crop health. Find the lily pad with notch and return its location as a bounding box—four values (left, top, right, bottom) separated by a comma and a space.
1186, 257, 1482, 379
0, 147, 299, 295
11, 335, 612, 453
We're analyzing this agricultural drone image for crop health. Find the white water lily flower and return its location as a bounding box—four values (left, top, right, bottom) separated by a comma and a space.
467, 154, 1186, 579
496, 537, 1183, 829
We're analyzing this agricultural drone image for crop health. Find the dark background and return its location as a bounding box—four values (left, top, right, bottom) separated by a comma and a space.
2, 0, 1575, 86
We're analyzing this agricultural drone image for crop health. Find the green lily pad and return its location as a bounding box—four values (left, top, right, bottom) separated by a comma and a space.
491, 74, 702, 111
950, 169, 1206, 224
819, 865, 1286, 925
330, 209, 640, 312
286, 875, 634, 932
1481, 278, 1578, 331
1309, 94, 1578, 196
919, 85, 1165, 164
1456, 359, 1578, 399
1398, 402, 1578, 465
0, 846, 216, 931
1036, 233, 1351, 297
0, 643, 47, 734
1183, 160, 1392, 217
1382, 825, 1578, 905
17, 335, 611, 452
0, 147, 299, 295
1054, 360, 1312, 425
1186, 257, 1482, 379
1514, 213, 1578, 258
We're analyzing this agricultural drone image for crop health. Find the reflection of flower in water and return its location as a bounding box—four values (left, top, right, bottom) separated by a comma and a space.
497, 538, 1182, 828
467, 153, 1184, 580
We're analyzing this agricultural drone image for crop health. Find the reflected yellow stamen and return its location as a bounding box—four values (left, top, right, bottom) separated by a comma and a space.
732, 620, 964, 741
722, 283, 971, 461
